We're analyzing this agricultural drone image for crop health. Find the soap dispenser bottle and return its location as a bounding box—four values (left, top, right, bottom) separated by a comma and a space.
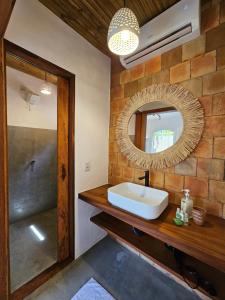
181, 189, 193, 219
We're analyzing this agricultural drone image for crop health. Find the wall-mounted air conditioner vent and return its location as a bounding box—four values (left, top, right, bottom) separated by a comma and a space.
120, 0, 200, 69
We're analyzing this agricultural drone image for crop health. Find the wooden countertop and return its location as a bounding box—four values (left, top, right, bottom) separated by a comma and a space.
79, 184, 225, 273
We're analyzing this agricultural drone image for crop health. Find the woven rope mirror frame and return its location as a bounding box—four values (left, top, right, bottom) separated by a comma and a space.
116, 84, 204, 169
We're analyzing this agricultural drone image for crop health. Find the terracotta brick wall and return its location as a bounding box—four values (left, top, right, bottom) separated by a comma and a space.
109, 0, 225, 218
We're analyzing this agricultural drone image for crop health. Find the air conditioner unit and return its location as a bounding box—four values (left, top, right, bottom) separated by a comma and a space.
120, 0, 200, 69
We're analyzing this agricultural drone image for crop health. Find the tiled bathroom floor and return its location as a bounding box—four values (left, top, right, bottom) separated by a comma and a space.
10, 208, 57, 291
25, 236, 201, 300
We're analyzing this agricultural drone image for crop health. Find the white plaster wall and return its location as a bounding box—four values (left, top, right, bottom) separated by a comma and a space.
7, 66, 57, 129
5, 0, 110, 258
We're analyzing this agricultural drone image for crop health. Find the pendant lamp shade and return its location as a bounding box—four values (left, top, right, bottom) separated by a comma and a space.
107, 8, 140, 56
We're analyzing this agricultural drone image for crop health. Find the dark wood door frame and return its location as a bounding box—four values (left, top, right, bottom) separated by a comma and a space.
0, 0, 16, 38
0, 38, 10, 300
0, 40, 75, 300
0, 3, 16, 297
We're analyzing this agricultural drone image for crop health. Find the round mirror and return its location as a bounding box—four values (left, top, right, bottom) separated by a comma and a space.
116, 84, 204, 169
128, 101, 183, 154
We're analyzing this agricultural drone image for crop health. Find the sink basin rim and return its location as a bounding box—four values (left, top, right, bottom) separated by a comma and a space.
107, 182, 169, 220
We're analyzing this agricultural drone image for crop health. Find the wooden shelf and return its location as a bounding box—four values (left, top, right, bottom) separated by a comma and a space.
91, 212, 180, 274
91, 212, 225, 299
79, 184, 225, 274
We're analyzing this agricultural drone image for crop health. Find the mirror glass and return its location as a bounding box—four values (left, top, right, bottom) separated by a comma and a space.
128, 101, 183, 154
6, 54, 58, 291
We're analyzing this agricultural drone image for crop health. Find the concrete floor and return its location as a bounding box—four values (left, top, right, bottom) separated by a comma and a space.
26, 237, 201, 300
10, 208, 57, 291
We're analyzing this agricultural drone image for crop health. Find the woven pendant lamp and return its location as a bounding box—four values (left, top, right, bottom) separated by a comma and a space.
107, 1, 140, 56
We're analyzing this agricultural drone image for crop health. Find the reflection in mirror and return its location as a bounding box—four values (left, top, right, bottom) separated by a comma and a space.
128, 101, 183, 154
6, 54, 58, 291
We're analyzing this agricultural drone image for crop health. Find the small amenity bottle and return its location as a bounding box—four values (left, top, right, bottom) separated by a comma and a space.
176, 208, 181, 219
181, 189, 193, 219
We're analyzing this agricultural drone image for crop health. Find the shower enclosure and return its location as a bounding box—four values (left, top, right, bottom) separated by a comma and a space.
0, 40, 75, 300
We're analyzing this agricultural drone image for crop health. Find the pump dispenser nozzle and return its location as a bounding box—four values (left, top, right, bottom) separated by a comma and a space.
180, 189, 193, 220
182, 189, 190, 199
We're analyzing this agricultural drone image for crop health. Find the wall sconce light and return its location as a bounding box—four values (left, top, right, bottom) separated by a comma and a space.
40, 72, 52, 95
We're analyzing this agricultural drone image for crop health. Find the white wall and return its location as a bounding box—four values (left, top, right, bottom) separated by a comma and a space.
5, 0, 110, 258
7, 66, 57, 129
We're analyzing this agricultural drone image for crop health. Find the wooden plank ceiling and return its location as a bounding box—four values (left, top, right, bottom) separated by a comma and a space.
39, 0, 180, 56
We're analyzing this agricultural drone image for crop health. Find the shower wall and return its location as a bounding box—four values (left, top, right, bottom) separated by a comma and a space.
8, 125, 57, 224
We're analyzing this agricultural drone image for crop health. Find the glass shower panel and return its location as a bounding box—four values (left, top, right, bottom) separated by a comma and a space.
6, 58, 58, 291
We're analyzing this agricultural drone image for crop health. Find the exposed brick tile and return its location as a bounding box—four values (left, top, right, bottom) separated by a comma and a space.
209, 180, 225, 204
196, 198, 222, 217
110, 113, 119, 127
182, 35, 205, 61
128, 160, 139, 169
180, 78, 202, 97
111, 85, 124, 100
192, 137, 213, 158
206, 22, 225, 52
108, 14, 225, 219
118, 98, 128, 111
213, 92, 225, 115
120, 69, 131, 84
117, 153, 129, 167
165, 174, 184, 192
134, 168, 145, 185
151, 171, 164, 188
111, 56, 124, 74
109, 127, 116, 141
204, 116, 225, 137
197, 158, 224, 180
145, 55, 161, 76
110, 100, 120, 114
214, 137, 225, 159
199, 95, 212, 116
108, 176, 114, 185
163, 166, 175, 174
170, 61, 190, 83
111, 72, 120, 88
109, 141, 120, 154
109, 152, 118, 164
191, 51, 216, 78
152, 69, 169, 84
124, 80, 138, 97
161, 47, 182, 69
174, 192, 184, 205
217, 46, 225, 70
163, 188, 176, 203
138, 76, 152, 90
184, 176, 208, 198
111, 164, 123, 178
201, 3, 219, 32
122, 166, 134, 181
175, 157, 197, 176
111, 176, 126, 185
130, 64, 145, 81
203, 69, 225, 95
108, 164, 113, 178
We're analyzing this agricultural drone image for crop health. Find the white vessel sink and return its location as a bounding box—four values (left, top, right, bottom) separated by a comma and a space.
108, 182, 168, 220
